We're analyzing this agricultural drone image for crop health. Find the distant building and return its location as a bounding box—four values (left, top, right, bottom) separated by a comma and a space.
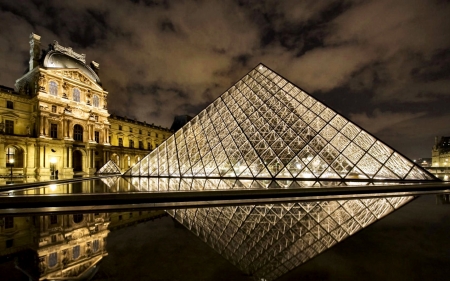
170, 115, 193, 131
432, 136, 450, 167
0, 33, 172, 177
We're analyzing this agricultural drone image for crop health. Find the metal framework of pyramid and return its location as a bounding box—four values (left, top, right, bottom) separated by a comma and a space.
167, 196, 412, 280
125, 64, 434, 181
97, 160, 121, 175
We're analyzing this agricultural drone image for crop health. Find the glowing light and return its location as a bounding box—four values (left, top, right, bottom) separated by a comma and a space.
49, 184, 57, 191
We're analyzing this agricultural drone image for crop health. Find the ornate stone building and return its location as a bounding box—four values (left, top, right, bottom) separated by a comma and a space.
0, 33, 172, 178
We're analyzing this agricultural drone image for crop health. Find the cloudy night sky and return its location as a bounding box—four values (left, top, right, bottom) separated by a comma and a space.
0, 0, 450, 159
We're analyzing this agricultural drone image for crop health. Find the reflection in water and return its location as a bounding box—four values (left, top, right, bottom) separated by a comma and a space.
0, 178, 420, 280
0, 210, 165, 280
168, 196, 413, 281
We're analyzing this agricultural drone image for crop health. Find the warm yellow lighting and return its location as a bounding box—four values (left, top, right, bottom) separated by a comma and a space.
50, 157, 57, 164
9, 158, 14, 164
49, 184, 57, 191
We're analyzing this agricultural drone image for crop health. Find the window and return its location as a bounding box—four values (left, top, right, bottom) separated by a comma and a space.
129, 140, 134, 148
74, 124, 83, 141
139, 129, 142, 134
118, 138, 123, 146
6, 147, 15, 164
94, 115, 98, 121
51, 235, 57, 243
129, 127, 132, 132
49, 81, 58, 96
6, 101, 13, 109
73, 245, 80, 260
49, 252, 58, 267
139, 141, 143, 149
5, 120, 13, 135
147, 132, 150, 136
6, 239, 13, 248
73, 214, 83, 223
148, 142, 151, 150
93, 240, 100, 252
119, 125, 122, 130
95, 131, 99, 143
51, 105, 56, 113
4, 217, 14, 229
118, 215, 122, 220
50, 124, 58, 138
127, 156, 131, 168
73, 88, 80, 102
93, 94, 99, 107
50, 215, 58, 225
155, 133, 158, 138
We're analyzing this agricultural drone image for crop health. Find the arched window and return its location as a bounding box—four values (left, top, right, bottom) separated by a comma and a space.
6, 147, 15, 164
49, 81, 58, 96
74, 125, 83, 141
73, 88, 80, 102
126, 156, 131, 168
93, 94, 99, 107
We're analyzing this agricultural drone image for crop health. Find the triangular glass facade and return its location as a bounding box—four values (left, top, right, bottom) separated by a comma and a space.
125, 64, 434, 181
97, 160, 121, 175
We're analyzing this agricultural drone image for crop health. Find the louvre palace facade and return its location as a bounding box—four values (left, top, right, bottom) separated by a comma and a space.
0, 33, 172, 178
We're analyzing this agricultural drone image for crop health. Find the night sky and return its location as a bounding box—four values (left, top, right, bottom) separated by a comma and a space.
1, 0, 450, 159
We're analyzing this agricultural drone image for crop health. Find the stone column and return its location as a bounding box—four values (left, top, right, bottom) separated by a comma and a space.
40, 115, 44, 135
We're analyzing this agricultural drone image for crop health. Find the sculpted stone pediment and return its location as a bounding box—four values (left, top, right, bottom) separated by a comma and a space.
0, 111, 21, 119
48, 69, 103, 91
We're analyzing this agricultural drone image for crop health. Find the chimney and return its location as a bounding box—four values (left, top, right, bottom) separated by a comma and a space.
90, 61, 100, 76
29, 33, 41, 71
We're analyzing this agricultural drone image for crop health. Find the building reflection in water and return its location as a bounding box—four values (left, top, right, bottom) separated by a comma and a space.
0, 209, 165, 280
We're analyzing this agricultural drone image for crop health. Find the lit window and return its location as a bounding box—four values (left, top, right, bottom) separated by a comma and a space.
50, 124, 58, 138
93, 94, 99, 107
73, 88, 80, 102
74, 124, 83, 141
5, 120, 13, 135
49, 81, 58, 96
6, 147, 15, 164
6, 101, 13, 109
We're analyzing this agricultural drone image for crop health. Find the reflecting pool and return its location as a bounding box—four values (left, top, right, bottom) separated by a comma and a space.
0, 178, 449, 280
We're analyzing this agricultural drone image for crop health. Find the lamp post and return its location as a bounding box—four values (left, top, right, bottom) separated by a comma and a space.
9, 158, 14, 180
50, 157, 57, 179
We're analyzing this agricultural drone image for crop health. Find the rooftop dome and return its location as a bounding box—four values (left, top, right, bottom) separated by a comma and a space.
43, 48, 101, 85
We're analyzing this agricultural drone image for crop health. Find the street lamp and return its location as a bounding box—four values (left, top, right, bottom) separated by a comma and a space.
50, 157, 57, 179
9, 158, 14, 179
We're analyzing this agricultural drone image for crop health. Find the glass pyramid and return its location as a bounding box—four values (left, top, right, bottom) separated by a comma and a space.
97, 160, 121, 175
167, 196, 412, 281
125, 64, 434, 181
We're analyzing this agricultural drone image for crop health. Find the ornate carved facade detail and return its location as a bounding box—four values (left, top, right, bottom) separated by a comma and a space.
53, 40, 86, 63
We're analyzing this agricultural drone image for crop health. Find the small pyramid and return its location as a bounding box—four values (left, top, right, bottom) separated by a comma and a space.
97, 160, 121, 175
125, 64, 435, 181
